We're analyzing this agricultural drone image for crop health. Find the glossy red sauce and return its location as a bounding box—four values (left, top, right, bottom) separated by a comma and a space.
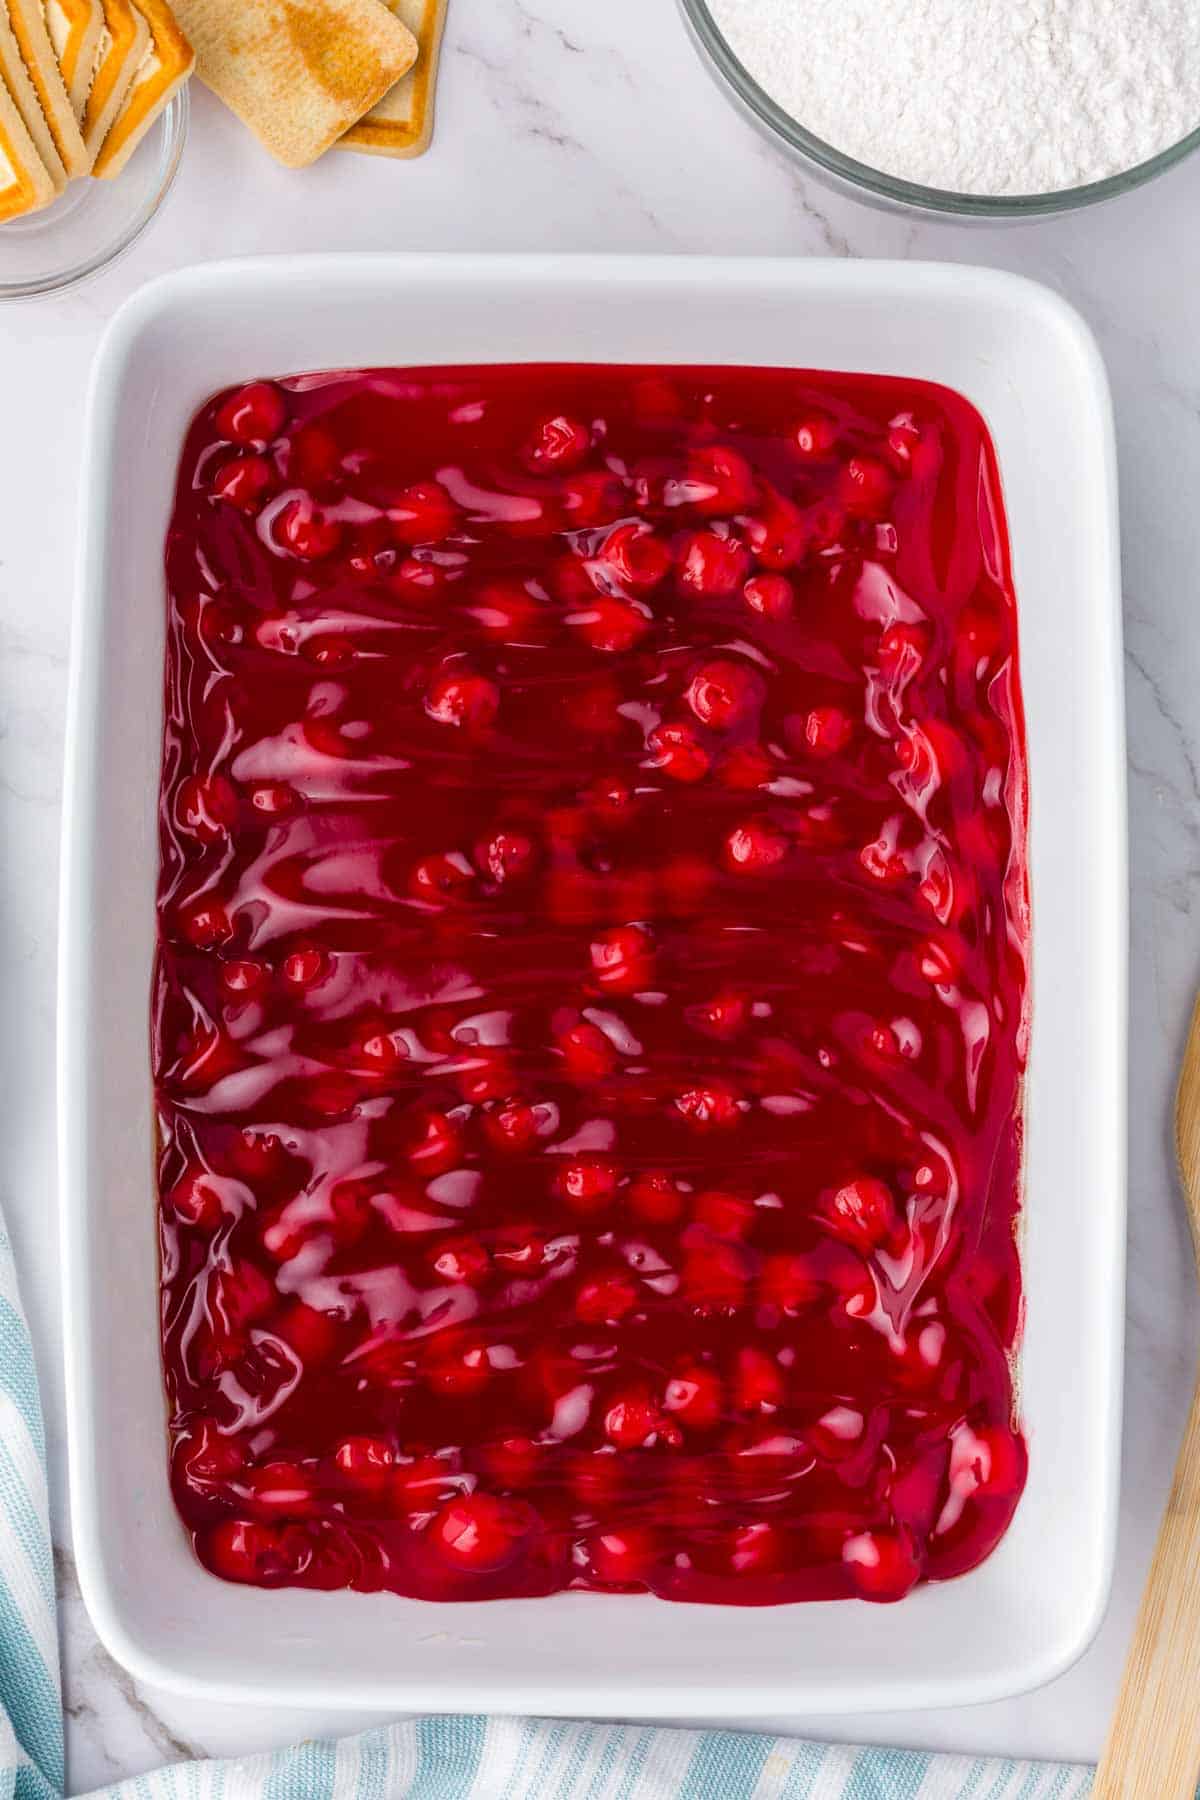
154, 364, 1029, 1604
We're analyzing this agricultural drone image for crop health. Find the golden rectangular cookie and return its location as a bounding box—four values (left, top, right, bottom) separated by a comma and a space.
81, 0, 149, 158
0, 2, 66, 184
168, 0, 418, 168
0, 67, 55, 216
43, 0, 102, 117
340, 0, 446, 159
93, 0, 191, 177
7, 0, 91, 173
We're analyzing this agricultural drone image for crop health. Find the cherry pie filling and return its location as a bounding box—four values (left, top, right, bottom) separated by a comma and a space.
155, 363, 1029, 1605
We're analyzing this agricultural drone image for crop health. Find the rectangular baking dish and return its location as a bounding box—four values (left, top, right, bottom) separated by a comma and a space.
59, 253, 1126, 1714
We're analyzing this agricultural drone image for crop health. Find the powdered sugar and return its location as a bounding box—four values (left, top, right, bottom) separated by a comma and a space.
707, 0, 1200, 196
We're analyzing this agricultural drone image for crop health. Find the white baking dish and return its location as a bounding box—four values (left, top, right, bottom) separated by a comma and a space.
59, 254, 1126, 1715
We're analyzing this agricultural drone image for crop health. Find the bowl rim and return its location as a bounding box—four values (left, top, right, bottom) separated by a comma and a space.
679, 0, 1200, 218
0, 86, 188, 301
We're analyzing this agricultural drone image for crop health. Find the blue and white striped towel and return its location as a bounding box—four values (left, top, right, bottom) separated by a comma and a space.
0, 1226, 1091, 1800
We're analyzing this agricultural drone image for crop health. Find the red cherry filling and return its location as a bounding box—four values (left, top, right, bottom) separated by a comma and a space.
216, 382, 287, 447
584, 1526, 658, 1587
426, 671, 500, 733
759, 1253, 819, 1315
663, 1362, 722, 1431
205, 1518, 294, 1583
404, 1106, 464, 1173
718, 744, 773, 790
273, 1301, 339, 1364
947, 1425, 1023, 1501
745, 494, 807, 570
685, 988, 749, 1039
159, 363, 1028, 1610
673, 1083, 742, 1128
175, 773, 238, 840
179, 898, 233, 949
176, 1419, 245, 1490
243, 1460, 316, 1518
389, 480, 456, 545
430, 1494, 535, 1571
522, 413, 591, 473
251, 782, 296, 816
724, 820, 787, 873
569, 596, 650, 653
562, 471, 626, 526
695, 1190, 755, 1238
483, 1097, 543, 1154
682, 1239, 749, 1310
282, 422, 340, 490
743, 573, 794, 620
333, 1436, 394, 1491
647, 721, 710, 784
685, 444, 758, 515
839, 455, 894, 518
556, 1020, 617, 1079
803, 706, 854, 757
410, 852, 474, 906
555, 1157, 618, 1214
686, 659, 763, 730
430, 1235, 491, 1285
166, 1167, 227, 1231
823, 1176, 896, 1249
212, 455, 273, 512
677, 530, 749, 599
626, 1170, 684, 1224
842, 1528, 921, 1602
603, 1387, 661, 1450
274, 497, 342, 560
794, 412, 836, 458
228, 1127, 285, 1182
600, 521, 671, 591
282, 943, 329, 988
575, 1271, 639, 1323
588, 923, 654, 993
727, 1520, 784, 1576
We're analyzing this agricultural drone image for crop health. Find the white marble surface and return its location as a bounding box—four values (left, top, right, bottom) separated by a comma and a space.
2, 0, 1199, 1789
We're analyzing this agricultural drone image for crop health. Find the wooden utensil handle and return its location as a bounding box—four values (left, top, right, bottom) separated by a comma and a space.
1093, 1365, 1200, 1798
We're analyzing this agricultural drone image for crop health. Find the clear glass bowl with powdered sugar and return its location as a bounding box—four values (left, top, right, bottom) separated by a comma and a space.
680, 0, 1200, 218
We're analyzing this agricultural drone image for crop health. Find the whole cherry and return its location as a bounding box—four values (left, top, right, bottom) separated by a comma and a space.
215, 382, 287, 447
522, 413, 591, 473
686, 660, 762, 730
274, 497, 342, 561
429, 1493, 535, 1572
212, 455, 273, 513
426, 670, 500, 733
676, 530, 749, 600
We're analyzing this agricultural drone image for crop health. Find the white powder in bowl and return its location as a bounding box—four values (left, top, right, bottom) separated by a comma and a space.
706, 0, 1200, 196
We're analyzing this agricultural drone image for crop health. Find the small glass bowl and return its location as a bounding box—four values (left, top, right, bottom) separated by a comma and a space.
679, 0, 1200, 221
0, 87, 187, 300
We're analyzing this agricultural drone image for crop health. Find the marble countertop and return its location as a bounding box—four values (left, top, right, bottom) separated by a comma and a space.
3, 1, 1198, 1788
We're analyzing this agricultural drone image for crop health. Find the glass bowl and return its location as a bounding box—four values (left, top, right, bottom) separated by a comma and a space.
679, 0, 1200, 220
0, 87, 187, 300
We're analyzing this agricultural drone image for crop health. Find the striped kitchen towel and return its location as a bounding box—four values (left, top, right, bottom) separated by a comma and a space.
0, 1223, 1092, 1800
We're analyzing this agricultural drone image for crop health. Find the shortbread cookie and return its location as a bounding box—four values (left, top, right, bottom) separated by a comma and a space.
43, 0, 102, 117
0, 66, 55, 216
81, 0, 148, 158
93, 0, 191, 176
340, 0, 447, 160
0, 3, 66, 184
168, 0, 418, 167
7, 0, 91, 173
